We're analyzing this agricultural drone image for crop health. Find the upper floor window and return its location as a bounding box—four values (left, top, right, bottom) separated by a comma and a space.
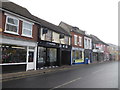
45, 30, 52, 41
74, 35, 77, 45
41, 28, 52, 41
52, 32, 60, 43
69, 37, 71, 45
22, 21, 33, 37
64, 36, 69, 45
88, 39, 90, 48
79, 36, 82, 46
85, 39, 87, 48
5, 16, 19, 34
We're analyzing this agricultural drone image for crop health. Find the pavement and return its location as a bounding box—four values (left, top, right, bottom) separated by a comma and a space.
1, 63, 87, 82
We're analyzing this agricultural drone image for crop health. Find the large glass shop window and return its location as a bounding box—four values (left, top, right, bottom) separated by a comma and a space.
72, 50, 83, 63
1, 44, 27, 63
72, 50, 76, 63
38, 47, 46, 63
47, 48, 57, 63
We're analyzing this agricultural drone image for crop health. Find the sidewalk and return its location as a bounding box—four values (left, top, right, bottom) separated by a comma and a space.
1, 64, 86, 82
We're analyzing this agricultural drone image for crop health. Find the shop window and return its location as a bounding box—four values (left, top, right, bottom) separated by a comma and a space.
1, 44, 27, 64
76, 51, 79, 59
72, 50, 83, 63
38, 47, 46, 63
72, 50, 76, 62
79, 51, 82, 59
22, 21, 33, 37
5, 16, 19, 34
48, 48, 57, 63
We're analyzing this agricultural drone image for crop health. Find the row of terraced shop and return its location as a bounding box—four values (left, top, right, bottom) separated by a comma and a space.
0, 1, 113, 73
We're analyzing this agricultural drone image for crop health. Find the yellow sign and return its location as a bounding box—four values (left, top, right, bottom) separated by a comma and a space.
75, 59, 84, 63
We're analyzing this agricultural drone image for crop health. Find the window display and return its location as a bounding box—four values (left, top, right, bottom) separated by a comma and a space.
1, 44, 27, 64
48, 48, 57, 63
38, 47, 46, 63
72, 50, 83, 63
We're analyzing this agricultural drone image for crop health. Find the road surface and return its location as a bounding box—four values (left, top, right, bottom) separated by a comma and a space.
2, 61, 118, 89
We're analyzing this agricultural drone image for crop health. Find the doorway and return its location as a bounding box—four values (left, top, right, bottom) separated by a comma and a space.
27, 47, 36, 71
61, 50, 71, 65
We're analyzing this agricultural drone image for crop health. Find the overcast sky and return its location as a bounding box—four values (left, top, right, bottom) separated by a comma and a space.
9, 0, 118, 45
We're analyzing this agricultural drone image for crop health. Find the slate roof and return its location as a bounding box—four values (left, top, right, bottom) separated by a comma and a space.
0, 1, 71, 36
90, 34, 109, 46
59, 21, 85, 35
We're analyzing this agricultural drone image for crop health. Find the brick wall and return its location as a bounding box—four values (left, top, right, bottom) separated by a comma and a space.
71, 31, 84, 48
1, 11, 38, 42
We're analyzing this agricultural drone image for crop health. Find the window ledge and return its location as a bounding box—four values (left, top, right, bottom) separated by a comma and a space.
4, 31, 19, 35
21, 34, 33, 38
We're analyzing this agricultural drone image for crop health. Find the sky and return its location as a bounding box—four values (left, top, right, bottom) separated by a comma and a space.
9, 0, 118, 45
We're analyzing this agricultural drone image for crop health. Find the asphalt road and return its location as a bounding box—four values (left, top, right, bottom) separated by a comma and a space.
2, 61, 118, 89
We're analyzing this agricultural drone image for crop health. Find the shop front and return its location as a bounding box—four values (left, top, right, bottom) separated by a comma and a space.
38, 47, 57, 68
84, 49, 92, 63
1, 37, 37, 73
61, 45, 72, 65
72, 47, 84, 64
37, 41, 60, 69
37, 41, 72, 69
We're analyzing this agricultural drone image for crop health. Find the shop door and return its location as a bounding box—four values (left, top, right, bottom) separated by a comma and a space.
27, 50, 35, 70
38, 47, 46, 68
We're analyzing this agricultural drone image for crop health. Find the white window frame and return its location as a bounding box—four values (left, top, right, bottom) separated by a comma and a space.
22, 20, 33, 38
79, 36, 82, 46
85, 38, 87, 49
52, 31, 60, 43
5, 15, 19, 35
74, 35, 77, 45
64, 36, 69, 45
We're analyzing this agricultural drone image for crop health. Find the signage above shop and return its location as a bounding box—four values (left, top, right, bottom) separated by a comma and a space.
46, 42, 56, 46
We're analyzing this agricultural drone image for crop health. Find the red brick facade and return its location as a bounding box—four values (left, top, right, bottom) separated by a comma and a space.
0, 11, 38, 42
71, 31, 84, 48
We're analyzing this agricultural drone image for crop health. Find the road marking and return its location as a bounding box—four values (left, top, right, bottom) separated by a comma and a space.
50, 77, 82, 90
92, 69, 104, 74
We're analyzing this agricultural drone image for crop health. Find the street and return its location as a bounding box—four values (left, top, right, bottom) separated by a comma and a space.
2, 61, 118, 89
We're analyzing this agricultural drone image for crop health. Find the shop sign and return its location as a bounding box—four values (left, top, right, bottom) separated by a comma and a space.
75, 59, 84, 63
72, 47, 84, 51
46, 42, 56, 46
93, 49, 98, 52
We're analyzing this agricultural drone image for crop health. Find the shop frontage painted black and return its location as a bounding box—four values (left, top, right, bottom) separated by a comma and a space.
37, 40, 71, 69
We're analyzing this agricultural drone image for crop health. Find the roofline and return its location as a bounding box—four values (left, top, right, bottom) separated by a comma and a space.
0, 8, 71, 37
60, 21, 85, 35
0, 8, 41, 24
